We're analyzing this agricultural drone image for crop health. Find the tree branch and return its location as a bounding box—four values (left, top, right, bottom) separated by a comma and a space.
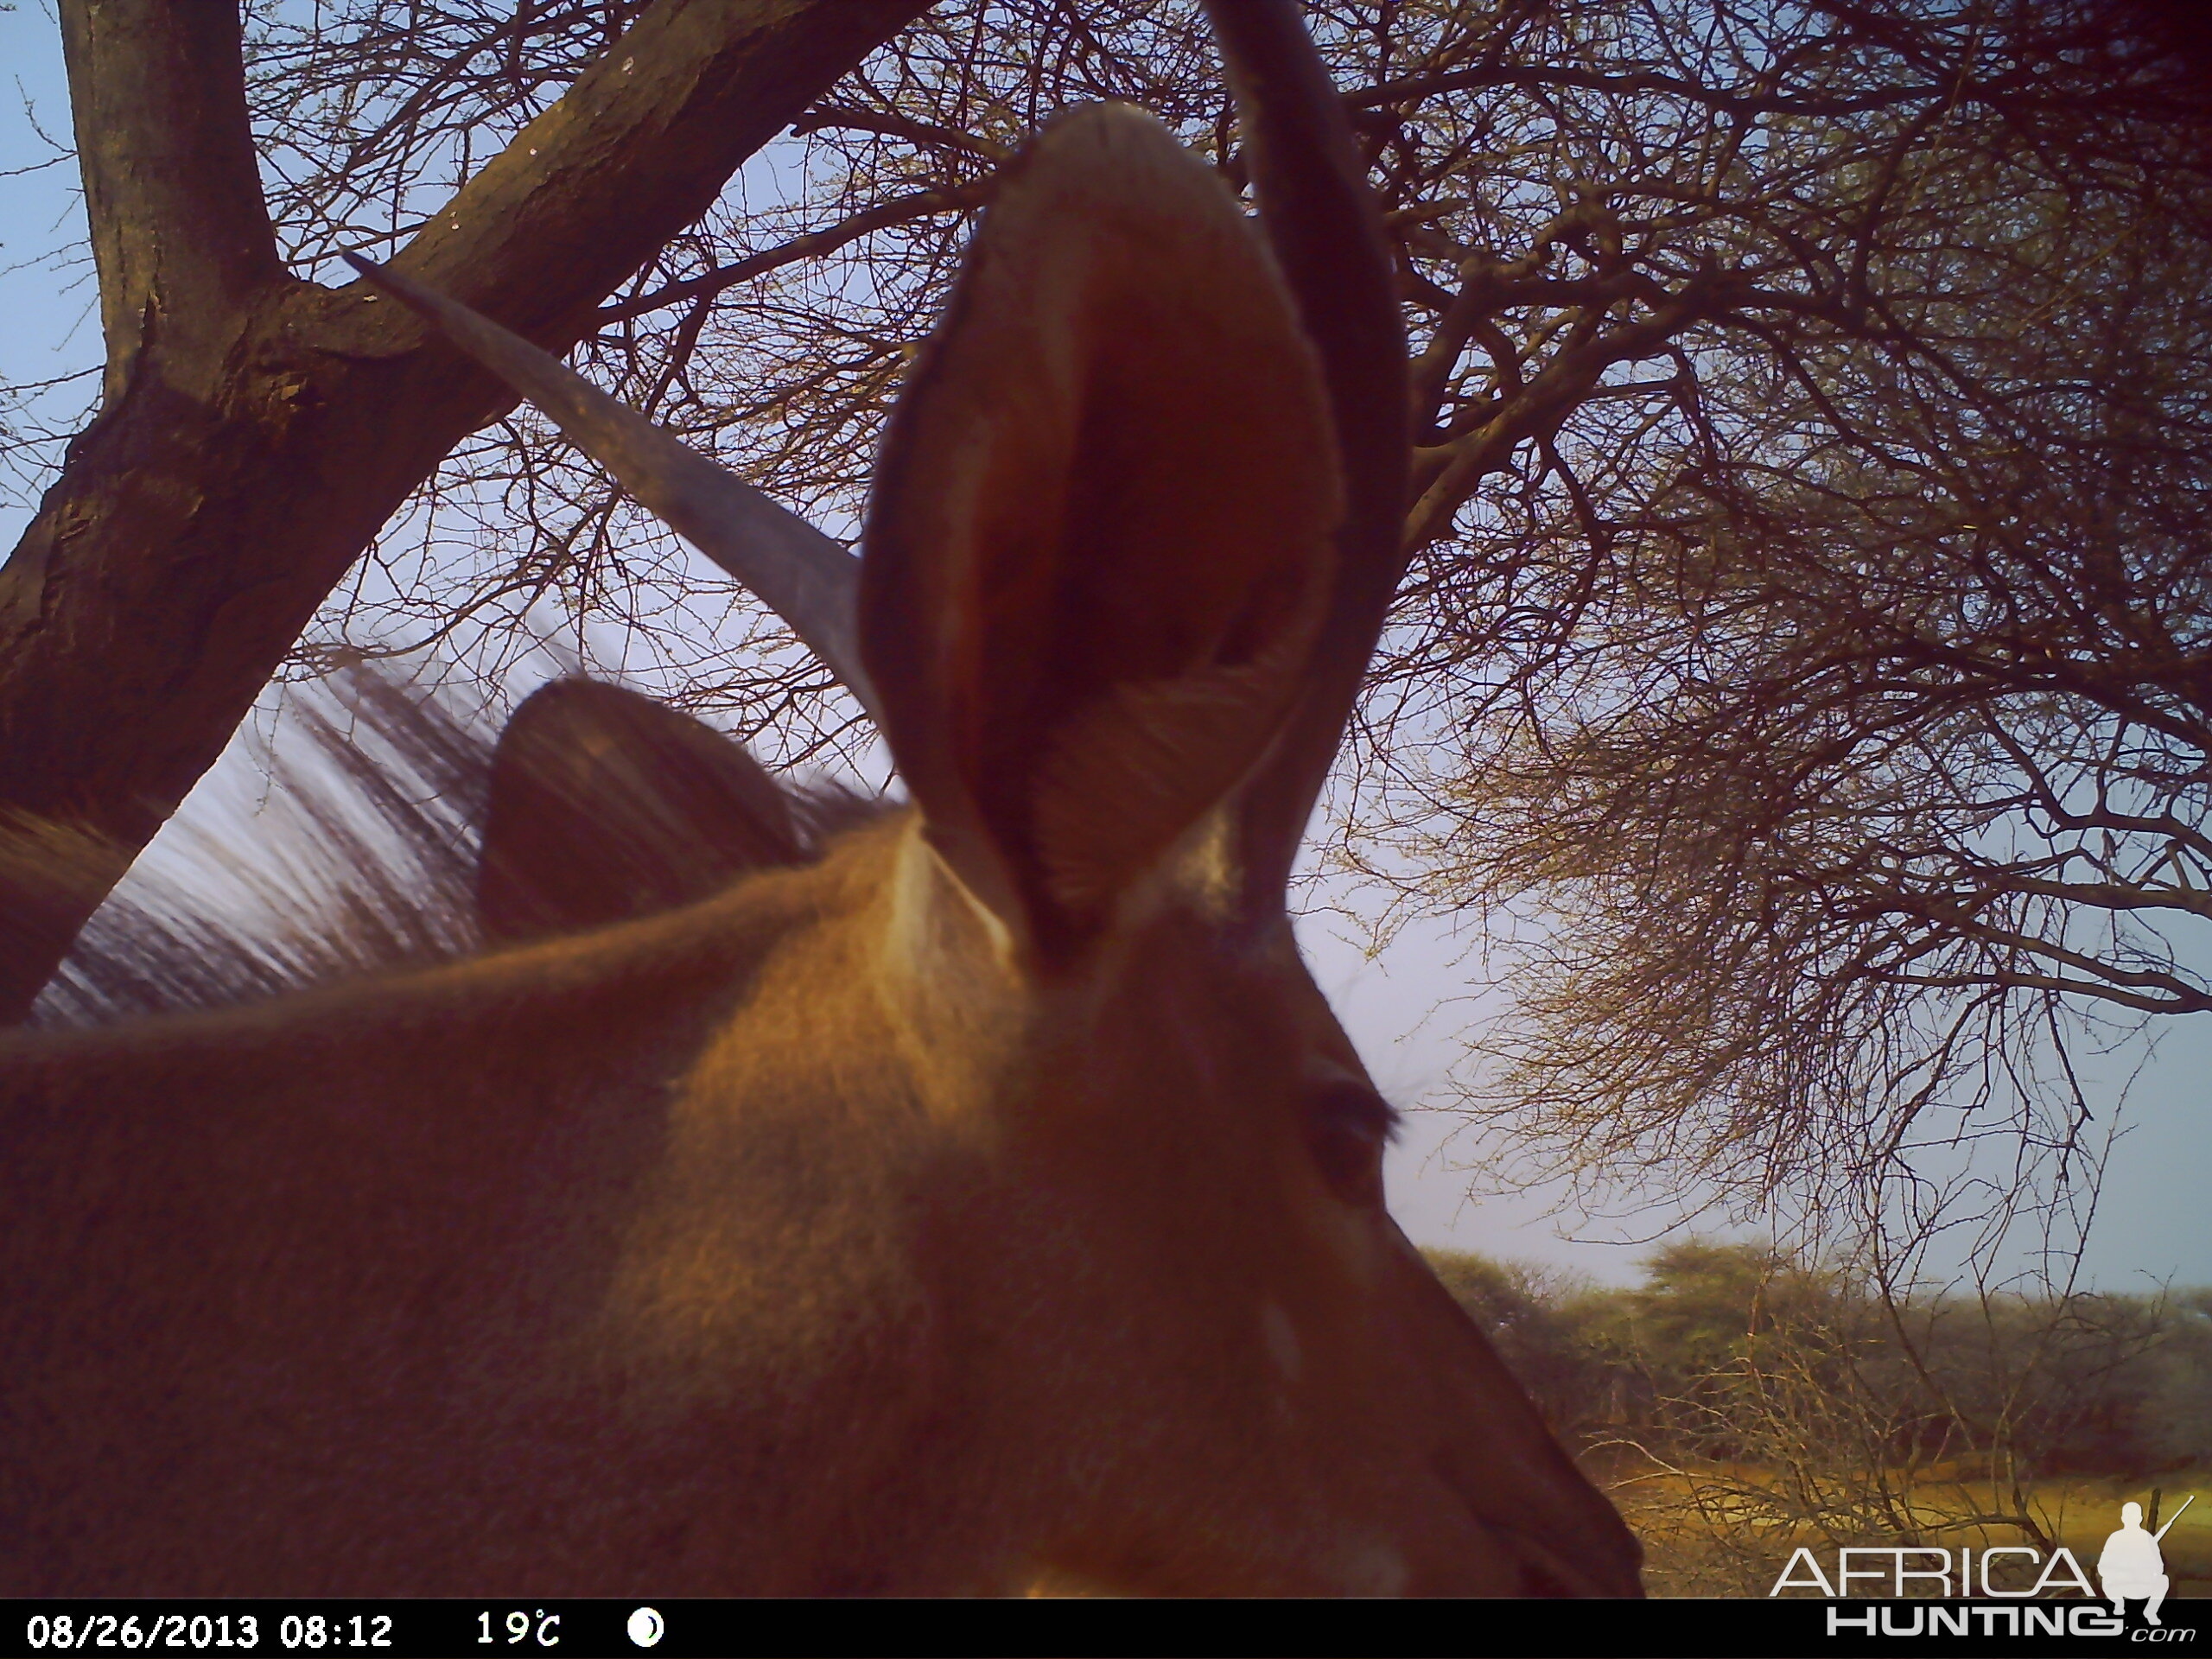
592, 175, 998, 327
0, 0, 935, 1022
58, 0, 283, 406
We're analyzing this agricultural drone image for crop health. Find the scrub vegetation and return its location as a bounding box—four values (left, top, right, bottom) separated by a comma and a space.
1433, 1243, 2212, 1595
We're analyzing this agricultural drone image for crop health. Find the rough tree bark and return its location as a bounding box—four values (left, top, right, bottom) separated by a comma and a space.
0, 0, 933, 1022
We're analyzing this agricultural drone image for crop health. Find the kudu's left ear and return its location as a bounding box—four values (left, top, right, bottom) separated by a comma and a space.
478, 680, 805, 943
859, 104, 1343, 963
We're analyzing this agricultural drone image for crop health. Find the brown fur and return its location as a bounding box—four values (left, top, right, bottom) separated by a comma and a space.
0, 103, 1643, 1595
1, 808, 1637, 1593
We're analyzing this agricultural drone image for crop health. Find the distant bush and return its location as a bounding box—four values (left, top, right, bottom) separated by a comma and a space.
1427, 1241, 2210, 1591
1429, 1242, 2209, 1474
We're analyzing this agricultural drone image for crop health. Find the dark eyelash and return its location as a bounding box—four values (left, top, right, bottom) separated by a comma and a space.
1313, 1079, 1402, 1144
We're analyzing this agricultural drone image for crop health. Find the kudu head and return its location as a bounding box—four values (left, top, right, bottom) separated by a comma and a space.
820, 86, 1641, 1597
18, 0, 1641, 1598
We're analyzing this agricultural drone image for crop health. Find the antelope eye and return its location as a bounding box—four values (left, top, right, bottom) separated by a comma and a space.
1305, 1079, 1399, 1208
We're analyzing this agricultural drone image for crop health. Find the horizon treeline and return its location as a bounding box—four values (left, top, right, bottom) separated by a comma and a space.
1429, 1240, 2210, 1487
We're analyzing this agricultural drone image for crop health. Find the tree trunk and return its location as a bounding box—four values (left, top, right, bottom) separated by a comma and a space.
0, 0, 934, 1022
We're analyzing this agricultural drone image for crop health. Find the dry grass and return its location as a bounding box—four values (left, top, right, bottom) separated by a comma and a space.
1608, 1464, 2211, 1598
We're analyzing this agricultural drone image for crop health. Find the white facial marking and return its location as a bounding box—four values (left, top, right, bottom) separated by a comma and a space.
887, 820, 1017, 977
1262, 1300, 1301, 1382
1173, 804, 1241, 914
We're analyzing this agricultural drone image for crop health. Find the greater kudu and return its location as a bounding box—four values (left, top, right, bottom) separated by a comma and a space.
0, 0, 1643, 1596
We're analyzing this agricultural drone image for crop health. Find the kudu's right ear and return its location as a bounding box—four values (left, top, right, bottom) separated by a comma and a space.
859, 105, 1344, 963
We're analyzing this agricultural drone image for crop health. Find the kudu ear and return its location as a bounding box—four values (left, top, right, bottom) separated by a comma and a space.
478, 681, 804, 943
859, 104, 1343, 962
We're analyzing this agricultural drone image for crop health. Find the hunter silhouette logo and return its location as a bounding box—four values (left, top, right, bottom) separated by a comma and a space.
2101, 1494, 2190, 1627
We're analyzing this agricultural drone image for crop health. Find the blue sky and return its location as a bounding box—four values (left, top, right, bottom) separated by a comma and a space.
3, 2, 2204, 1289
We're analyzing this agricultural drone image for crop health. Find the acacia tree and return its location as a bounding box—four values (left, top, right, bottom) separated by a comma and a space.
1374, 1, 2212, 1257
3, 0, 2206, 1268
0, 0, 931, 1022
